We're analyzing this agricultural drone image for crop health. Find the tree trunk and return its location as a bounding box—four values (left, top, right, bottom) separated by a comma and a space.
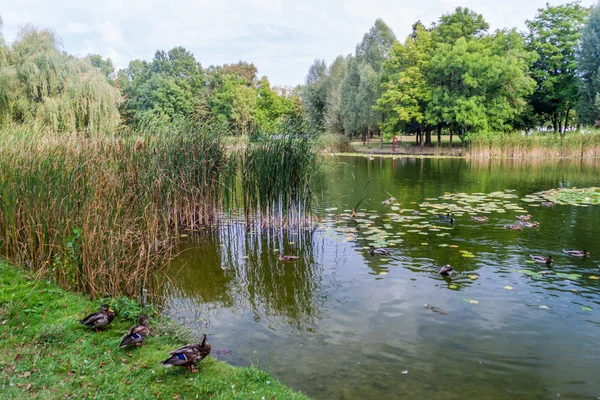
380, 131, 383, 150
558, 117, 563, 136
563, 108, 570, 135
449, 125, 454, 148
552, 115, 558, 133
437, 124, 442, 145
416, 126, 421, 146
367, 127, 371, 148
425, 127, 432, 146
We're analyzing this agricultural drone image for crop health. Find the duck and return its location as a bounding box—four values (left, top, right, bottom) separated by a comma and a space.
505, 223, 522, 231
541, 202, 555, 208
520, 221, 539, 228
530, 255, 553, 265
472, 216, 488, 222
412, 210, 421, 216
80, 304, 115, 333
562, 249, 590, 258
161, 334, 212, 373
517, 214, 532, 221
439, 265, 453, 276
437, 213, 454, 224
278, 255, 299, 261
119, 314, 150, 348
370, 245, 391, 256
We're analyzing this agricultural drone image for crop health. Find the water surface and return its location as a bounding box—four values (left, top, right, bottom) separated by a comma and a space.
161, 156, 600, 399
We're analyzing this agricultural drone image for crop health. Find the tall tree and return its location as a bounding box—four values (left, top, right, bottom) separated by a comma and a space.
300, 59, 328, 128
434, 7, 489, 43
377, 22, 434, 145
526, 2, 589, 133
323, 55, 348, 133
355, 18, 397, 74
339, 57, 362, 135
578, 3, 600, 125
87, 54, 115, 83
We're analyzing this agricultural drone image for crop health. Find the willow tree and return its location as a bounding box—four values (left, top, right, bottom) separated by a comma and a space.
0, 26, 121, 133
578, 3, 600, 125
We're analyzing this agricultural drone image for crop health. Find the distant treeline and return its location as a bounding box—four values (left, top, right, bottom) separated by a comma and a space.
0, 17, 302, 134
301, 2, 600, 144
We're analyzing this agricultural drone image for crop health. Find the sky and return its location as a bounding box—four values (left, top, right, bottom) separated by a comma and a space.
1, 0, 597, 87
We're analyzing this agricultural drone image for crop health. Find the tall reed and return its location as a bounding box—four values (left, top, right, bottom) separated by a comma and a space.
0, 121, 233, 298
239, 121, 323, 229
468, 131, 600, 158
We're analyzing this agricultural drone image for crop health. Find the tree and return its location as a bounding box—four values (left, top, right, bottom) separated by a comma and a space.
355, 18, 397, 74
428, 30, 536, 140
434, 7, 489, 43
0, 26, 121, 133
300, 59, 328, 128
87, 54, 115, 83
578, 3, 600, 125
376, 22, 434, 145
323, 55, 348, 133
339, 57, 361, 135
526, 2, 590, 133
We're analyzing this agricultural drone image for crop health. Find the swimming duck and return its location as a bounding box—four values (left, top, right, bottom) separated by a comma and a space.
80, 304, 115, 333
412, 210, 421, 216
505, 223, 522, 231
541, 202, 555, 208
517, 214, 532, 221
439, 265, 453, 276
472, 216, 488, 222
161, 334, 212, 373
562, 249, 590, 258
119, 314, 150, 348
278, 255, 299, 261
370, 246, 391, 256
530, 255, 553, 265
520, 221, 539, 228
437, 213, 454, 224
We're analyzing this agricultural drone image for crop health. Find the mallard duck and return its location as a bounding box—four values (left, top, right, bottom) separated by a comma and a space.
517, 214, 532, 221
119, 314, 150, 348
437, 213, 454, 224
541, 202, 555, 208
80, 304, 115, 333
370, 245, 391, 256
530, 255, 553, 265
161, 334, 212, 373
278, 255, 299, 261
472, 216, 488, 222
439, 264, 453, 276
563, 249, 590, 258
412, 210, 421, 216
521, 221, 539, 228
505, 223, 522, 230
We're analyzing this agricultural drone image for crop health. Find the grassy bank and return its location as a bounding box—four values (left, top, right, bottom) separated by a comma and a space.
0, 261, 307, 399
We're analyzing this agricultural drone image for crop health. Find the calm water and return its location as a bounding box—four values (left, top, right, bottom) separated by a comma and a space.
161, 156, 600, 399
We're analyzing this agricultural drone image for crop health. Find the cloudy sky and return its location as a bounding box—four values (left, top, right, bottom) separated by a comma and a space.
1, 0, 596, 86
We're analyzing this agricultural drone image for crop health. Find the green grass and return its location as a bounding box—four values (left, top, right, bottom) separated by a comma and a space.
0, 262, 308, 400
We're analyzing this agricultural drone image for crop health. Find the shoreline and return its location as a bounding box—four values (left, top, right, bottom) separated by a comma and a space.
0, 262, 307, 400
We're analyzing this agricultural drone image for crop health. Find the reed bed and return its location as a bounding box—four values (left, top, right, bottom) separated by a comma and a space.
239, 120, 323, 229
0, 122, 234, 298
468, 131, 600, 158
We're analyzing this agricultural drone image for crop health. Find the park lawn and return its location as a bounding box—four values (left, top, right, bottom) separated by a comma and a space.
0, 262, 307, 400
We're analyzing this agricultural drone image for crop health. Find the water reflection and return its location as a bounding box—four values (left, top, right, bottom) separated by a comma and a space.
160, 156, 600, 399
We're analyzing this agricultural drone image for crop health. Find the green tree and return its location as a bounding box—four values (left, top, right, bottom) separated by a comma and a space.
355, 18, 397, 74
300, 59, 328, 128
0, 26, 121, 133
339, 57, 361, 135
578, 3, 600, 125
323, 55, 348, 133
434, 7, 489, 43
87, 54, 115, 83
526, 2, 590, 133
377, 22, 434, 145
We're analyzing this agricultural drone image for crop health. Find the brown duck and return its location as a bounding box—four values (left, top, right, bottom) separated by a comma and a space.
119, 314, 150, 348
80, 304, 115, 333
161, 334, 212, 373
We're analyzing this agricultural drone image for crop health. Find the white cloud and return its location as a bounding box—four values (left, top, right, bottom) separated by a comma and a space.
1, 0, 596, 86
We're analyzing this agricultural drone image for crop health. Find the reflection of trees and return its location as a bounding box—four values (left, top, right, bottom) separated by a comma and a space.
221, 224, 325, 330
156, 224, 326, 332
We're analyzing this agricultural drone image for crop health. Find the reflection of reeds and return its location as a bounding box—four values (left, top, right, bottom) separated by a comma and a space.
0, 122, 232, 298
468, 132, 600, 158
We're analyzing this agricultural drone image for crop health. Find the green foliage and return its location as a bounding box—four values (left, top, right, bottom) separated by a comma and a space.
355, 18, 397, 74
434, 7, 489, 43
300, 58, 328, 128
0, 26, 121, 133
526, 2, 590, 132
577, 3, 600, 125
87, 54, 115, 83
323, 55, 348, 133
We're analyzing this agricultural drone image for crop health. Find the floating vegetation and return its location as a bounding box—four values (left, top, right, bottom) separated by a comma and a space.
419, 190, 528, 217
523, 187, 600, 206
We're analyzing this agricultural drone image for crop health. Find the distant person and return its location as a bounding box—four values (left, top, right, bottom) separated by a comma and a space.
392, 135, 398, 152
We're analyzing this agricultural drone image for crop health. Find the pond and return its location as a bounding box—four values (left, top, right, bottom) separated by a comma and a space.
160, 156, 600, 399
